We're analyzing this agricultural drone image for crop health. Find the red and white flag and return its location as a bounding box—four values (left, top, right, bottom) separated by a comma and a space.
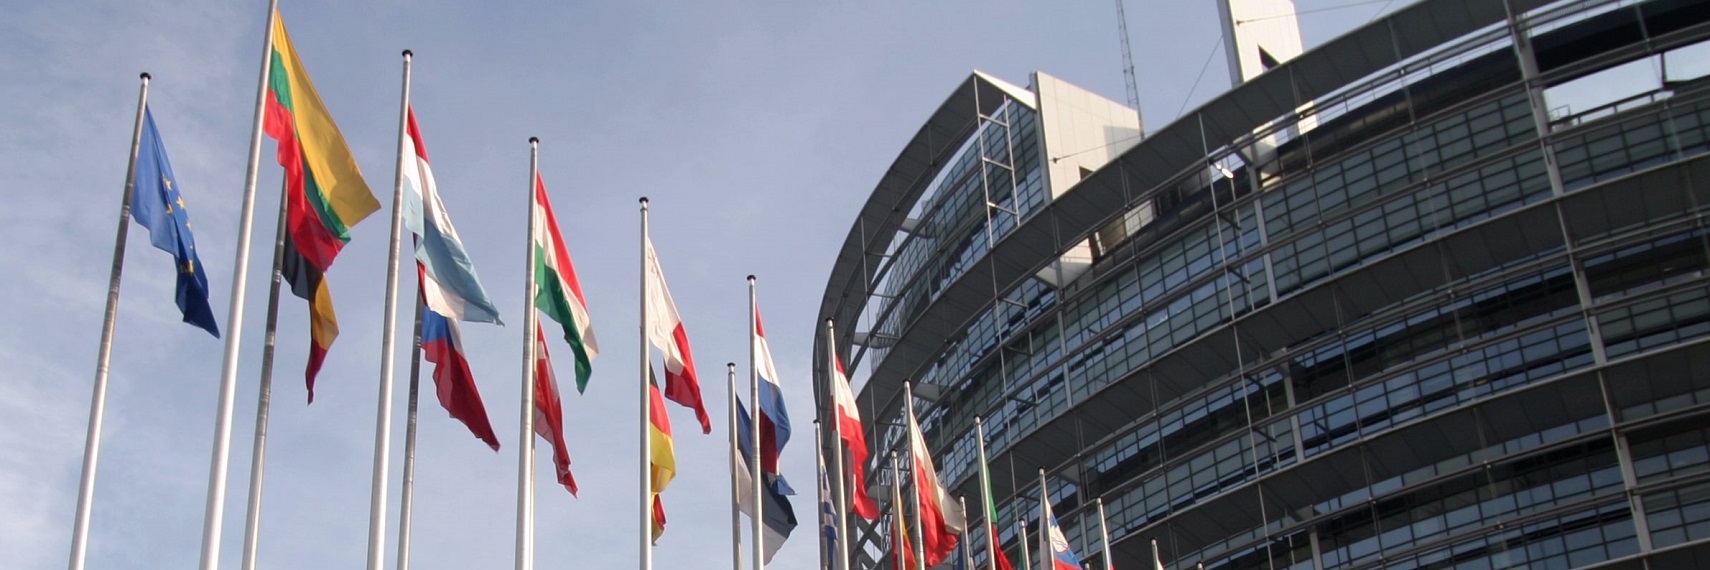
643, 234, 710, 433
828, 342, 878, 519
906, 406, 966, 566
533, 323, 577, 495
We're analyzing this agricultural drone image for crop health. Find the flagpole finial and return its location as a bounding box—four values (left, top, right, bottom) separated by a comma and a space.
401, 49, 412, 59
747, 275, 756, 283
639, 197, 649, 207
140, 72, 151, 81
825, 317, 835, 326
528, 136, 539, 145
728, 362, 736, 370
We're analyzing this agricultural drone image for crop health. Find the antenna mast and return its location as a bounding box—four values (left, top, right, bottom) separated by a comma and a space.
1114, 0, 1143, 125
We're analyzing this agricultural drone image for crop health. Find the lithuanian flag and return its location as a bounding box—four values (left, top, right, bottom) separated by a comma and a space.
262, 9, 380, 401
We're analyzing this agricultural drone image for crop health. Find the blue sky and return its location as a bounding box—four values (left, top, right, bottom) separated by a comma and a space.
0, 1, 1403, 568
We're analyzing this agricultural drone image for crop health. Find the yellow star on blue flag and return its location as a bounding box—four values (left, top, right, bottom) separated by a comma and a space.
133, 107, 219, 337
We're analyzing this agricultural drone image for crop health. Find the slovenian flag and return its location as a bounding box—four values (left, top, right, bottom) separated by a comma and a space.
1042, 501, 1083, 570
418, 292, 498, 450
752, 306, 791, 479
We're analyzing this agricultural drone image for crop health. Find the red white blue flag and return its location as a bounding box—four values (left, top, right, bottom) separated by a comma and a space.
1042, 502, 1084, 570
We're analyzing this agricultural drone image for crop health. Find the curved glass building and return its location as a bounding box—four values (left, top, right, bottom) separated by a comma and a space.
816, 0, 1710, 568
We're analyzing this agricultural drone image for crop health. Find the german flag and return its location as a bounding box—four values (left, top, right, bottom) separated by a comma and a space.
262, 9, 380, 401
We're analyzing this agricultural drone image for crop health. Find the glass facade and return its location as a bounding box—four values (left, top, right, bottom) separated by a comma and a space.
821, 0, 1710, 568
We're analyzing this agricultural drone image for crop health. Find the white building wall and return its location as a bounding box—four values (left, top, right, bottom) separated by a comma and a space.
1031, 71, 1143, 287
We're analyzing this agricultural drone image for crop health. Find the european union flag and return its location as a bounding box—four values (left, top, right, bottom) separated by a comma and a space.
132, 108, 219, 337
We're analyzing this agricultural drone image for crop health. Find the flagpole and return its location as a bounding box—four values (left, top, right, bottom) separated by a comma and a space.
640, 196, 653, 570
67, 71, 149, 570
1097, 499, 1112, 570
727, 363, 745, 570
825, 319, 851, 570
362, 48, 413, 570
1039, 470, 1050, 570
816, 422, 829, 570
200, 2, 278, 567
236, 175, 289, 570
515, 138, 542, 570
890, 452, 903, 570
960, 497, 974, 570
1150, 539, 1161, 570
748, 275, 764, 570
1015, 522, 1032, 570
905, 382, 926, 570
975, 417, 997, 570
395, 293, 426, 570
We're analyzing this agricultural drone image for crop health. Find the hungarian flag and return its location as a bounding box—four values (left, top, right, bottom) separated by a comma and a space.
419, 294, 497, 450
642, 234, 710, 433
1041, 500, 1083, 570
906, 407, 966, 566
532, 174, 598, 392
828, 341, 878, 519
403, 107, 500, 449
647, 369, 676, 542
980, 461, 1014, 570
533, 324, 577, 494
752, 307, 791, 475
262, 9, 380, 401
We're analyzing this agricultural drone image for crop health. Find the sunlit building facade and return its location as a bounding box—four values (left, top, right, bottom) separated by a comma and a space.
817, 0, 1710, 568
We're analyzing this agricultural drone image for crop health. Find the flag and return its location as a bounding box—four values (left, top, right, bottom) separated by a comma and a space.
262, 9, 380, 400
643, 234, 710, 433
981, 461, 1015, 570
753, 307, 791, 476
133, 108, 219, 337
532, 174, 598, 392
402, 106, 500, 325
891, 471, 917, 570
735, 399, 797, 562
829, 344, 878, 519
419, 297, 498, 450
1042, 502, 1083, 570
648, 369, 676, 542
533, 324, 576, 494
818, 445, 839, 562
403, 108, 501, 450
906, 407, 966, 566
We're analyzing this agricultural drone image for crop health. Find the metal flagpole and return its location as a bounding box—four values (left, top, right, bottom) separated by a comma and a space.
816, 422, 829, 570
1038, 470, 1049, 570
363, 49, 413, 570
640, 197, 653, 570
515, 138, 542, 570
395, 292, 426, 570
825, 319, 851, 570
237, 175, 290, 570
200, 2, 278, 567
68, 71, 149, 570
905, 382, 926, 570
727, 363, 745, 570
889, 453, 903, 570
975, 417, 998, 570
1150, 539, 1161, 570
960, 497, 975, 570
1016, 521, 1033, 570
1097, 499, 1112, 570
748, 276, 764, 570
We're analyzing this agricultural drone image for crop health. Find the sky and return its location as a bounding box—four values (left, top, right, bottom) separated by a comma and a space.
0, 1, 1405, 568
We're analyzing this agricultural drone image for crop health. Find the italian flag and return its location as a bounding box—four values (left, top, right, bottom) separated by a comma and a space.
262, 9, 379, 400
532, 174, 598, 392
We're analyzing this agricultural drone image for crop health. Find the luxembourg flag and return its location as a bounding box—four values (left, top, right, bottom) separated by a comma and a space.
752, 306, 791, 477
1042, 503, 1084, 570
401, 106, 501, 325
